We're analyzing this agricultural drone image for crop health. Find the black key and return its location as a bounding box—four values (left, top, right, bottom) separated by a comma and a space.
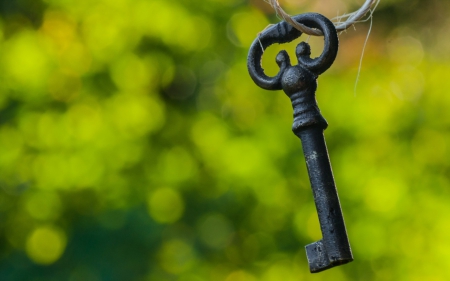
247, 13, 353, 273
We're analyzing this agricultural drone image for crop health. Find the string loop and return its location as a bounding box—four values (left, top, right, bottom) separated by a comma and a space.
265, 0, 380, 36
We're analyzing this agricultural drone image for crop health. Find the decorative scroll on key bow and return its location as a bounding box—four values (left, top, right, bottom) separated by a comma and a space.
247, 13, 353, 273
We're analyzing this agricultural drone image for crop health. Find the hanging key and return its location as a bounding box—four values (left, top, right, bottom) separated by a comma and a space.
247, 13, 353, 273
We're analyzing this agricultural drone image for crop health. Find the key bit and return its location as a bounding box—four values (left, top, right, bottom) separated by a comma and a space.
247, 13, 353, 273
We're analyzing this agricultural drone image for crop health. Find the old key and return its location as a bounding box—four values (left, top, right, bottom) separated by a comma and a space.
247, 13, 353, 273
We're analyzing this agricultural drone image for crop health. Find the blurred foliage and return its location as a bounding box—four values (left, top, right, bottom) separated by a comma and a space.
0, 0, 450, 280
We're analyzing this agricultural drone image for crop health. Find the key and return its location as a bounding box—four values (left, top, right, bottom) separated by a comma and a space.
247, 13, 353, 273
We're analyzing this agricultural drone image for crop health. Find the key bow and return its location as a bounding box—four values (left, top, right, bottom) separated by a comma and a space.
247, 13, 338, 92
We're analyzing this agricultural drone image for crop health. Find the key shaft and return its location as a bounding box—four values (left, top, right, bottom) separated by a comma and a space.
297, 128, 352, 272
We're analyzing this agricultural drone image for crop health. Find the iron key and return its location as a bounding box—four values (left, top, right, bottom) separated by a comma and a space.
247, 13, 353, 273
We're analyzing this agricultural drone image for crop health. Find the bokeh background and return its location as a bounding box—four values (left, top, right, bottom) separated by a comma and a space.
0, 0, 450, 280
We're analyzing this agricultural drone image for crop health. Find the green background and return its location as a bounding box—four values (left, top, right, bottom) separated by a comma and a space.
0, 0, 449, 280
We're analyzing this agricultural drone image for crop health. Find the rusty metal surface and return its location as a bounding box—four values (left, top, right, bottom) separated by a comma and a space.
247, 13, 353, 273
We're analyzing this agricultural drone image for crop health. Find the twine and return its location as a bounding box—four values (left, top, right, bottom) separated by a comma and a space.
265, 0, 380, 36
